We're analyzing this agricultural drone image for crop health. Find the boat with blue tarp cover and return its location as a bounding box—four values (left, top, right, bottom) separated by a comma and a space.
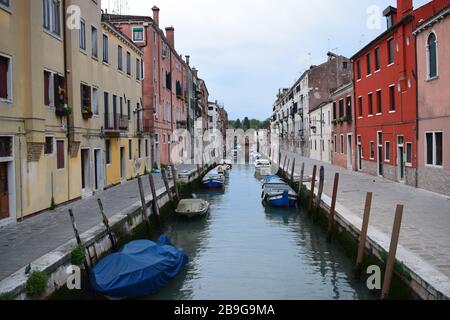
261, 176, 298, 208
90, 236, 188, 299
202, 168, 225, 188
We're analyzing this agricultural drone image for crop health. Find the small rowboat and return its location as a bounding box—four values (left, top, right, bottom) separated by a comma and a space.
261, 176, 298, 208
175, 199, 210, 218
202, 169, 225, 188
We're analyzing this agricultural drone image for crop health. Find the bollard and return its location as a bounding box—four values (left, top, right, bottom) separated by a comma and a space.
137, 176, 151, 230
356, 192, 373, 272
148, 173, 160, 217
381, 205, 404, 300
327, 173, 340, 241
297, 163, 305, 203
315, 166, 325, 212
308, 165, 317, 211
97, 199, 117, 251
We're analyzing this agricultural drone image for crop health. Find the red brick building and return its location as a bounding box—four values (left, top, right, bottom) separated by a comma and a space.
352, 0, 448, 186
104, 7, 188, 166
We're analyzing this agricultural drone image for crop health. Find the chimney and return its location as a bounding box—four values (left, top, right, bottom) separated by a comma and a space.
192, 68, 198, 78
397, 0, 413, 17
165, 26, 175, 48
185, 55, 190, 66
152, 6, 160, 26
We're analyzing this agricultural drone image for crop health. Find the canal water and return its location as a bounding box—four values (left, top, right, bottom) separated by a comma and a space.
148, 164, 375, 300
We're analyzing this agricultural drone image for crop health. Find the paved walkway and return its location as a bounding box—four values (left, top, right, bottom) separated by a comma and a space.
0, 165, 196, 281
278, 149, 450, 282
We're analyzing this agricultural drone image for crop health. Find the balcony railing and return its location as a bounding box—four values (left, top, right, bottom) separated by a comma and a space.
104, 113, 128, 133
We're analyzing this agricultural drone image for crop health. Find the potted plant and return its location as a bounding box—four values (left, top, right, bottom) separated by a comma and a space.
81, 106, 93, 119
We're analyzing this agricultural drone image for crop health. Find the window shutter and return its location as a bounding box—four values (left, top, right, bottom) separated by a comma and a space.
57, 141, 65, 169
0, 56, 8, 99
44, 72, 50, 105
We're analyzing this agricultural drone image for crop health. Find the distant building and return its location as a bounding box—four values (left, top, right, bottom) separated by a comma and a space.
414, 4, 450, 195
309, 101, 333, 163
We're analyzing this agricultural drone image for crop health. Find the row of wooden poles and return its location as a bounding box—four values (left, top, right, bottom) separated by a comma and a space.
68, 164, 206, 280
280, 154, 404, 300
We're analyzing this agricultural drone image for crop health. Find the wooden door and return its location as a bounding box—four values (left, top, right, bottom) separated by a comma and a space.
0, 163, 9, 220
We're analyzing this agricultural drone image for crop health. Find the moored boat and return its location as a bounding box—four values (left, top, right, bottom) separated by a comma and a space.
175, 199, 210, 218
255, 159, 272, 176
90, 236, 188, 299
202, 169, 225, 188
261, 178, 298, 208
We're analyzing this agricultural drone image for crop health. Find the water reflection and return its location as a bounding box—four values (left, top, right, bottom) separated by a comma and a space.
148, 165, 375, 300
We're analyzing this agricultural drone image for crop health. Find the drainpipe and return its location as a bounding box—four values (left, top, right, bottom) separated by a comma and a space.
413, 21, 419, 188
62, 0, 71, 201
19, 132, 24, 222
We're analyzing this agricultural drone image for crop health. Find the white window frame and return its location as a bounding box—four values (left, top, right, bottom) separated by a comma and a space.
132, 26, 145, 43
370, 141, 375, 160
340, 134, 345, 154
79, 18, 86, 52
43, 0, 61, 39
44, 136, 55, 156
91, 25, 98, 59
0, 0, 11, 13
102, 33, 109, 64
425, 131, 443, 168
92, 86, 99, 115
384, 141, 391, 162
44, 69, 56, 108
0, 53, 13, 104
56, 139, 66, 170
405, 142, 413, 167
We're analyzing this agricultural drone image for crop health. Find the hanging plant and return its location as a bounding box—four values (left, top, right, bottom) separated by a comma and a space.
81, 106, 93, 119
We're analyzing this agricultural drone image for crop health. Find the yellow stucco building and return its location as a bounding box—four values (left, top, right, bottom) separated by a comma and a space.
0, 0, 150, 226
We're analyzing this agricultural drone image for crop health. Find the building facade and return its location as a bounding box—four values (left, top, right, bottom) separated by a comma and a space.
352, 0, 448, 186
331, 82, 356, 170
309, 101, 333, 163
414, 4, 450, 195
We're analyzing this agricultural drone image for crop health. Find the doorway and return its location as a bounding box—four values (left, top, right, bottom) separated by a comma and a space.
377, 131, 383, 176
0, 162, 10, 220
81, 148, 92, 197
347, 134, 353, 169
120, 146, 125, 180
397, 136, 405, 182
357, 135, 362, 171
94, 149, 104, 191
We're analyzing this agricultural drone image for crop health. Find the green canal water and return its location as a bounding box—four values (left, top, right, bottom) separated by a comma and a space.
145, 164, 376, 300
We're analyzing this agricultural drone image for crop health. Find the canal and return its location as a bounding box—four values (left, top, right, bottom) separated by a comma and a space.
148, 164, 375, 300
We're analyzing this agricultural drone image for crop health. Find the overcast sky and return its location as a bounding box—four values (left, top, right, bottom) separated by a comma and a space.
103, 0, 429, 120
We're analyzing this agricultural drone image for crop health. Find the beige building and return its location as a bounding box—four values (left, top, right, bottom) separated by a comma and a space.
0, 0, 148, 225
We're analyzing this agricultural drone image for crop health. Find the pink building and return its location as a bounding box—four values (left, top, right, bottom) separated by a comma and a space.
415, 4, 450, 196
331, 82, 356, 170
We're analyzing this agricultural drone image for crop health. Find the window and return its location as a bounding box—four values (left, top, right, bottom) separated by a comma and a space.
370, 142, 375, 159
128, 140, 132, 160
0, 55, 12, 102
358, 96, 363, 117
44, 137, 54, 155
132, 27, 144, 42
92, 87, 99, 115
343, 61, 348, 69
153, 95, 158, 115
145, 139, 149, 157
102, 34, 109, 63
334, 135, 337, 152
127, 100, 131, 120
138, 139, 142, 158
366, 53, 371, 75
56, 140, 65, 169
425, 132, 443, 166
332, 102, 337, 120
368, 93, 373, 115
79, 18, 86, 51
136, 59, 140, 80
339, 99, 344, 118
126, 52, 131, 76
387, 38, 394, 65
389, 85, 396, 111
0, 0, 11, 11
105, 140, 111, 165
118, 46, 123, 71
346, 96, 352, 118
44, 70, 54, 107
427, 33, 438, 79
340, 135, 344, 154
91, 26, 98, 58
43, 0, 61, 37
357, 60, 361, 80
376, 90, 382, 114
406, 142, 412, 165
375, 47, 380, 71
80, 83, 91, 110
385, 141, 390, 161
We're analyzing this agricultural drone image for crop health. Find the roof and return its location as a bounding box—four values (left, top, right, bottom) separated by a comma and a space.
101, 19, 143, 55
414, 4, 450, 34
330, 81, 353, 97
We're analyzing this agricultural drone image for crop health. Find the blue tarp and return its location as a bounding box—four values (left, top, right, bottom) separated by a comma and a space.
90, 236, 188, 298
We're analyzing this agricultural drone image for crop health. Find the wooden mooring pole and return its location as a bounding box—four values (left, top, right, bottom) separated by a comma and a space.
161, 168, 174, 205
308, 165, 317, 211
381, 205, 404, 300
327, 173, 340, 241
96, 199, 117, 251
286, 159, 291, 177
283, 155, 287, 174
315, 166, 325, 213
148, 173, 160, 217
68, 209, 91, 274
170, 164, 180, 203
137, 176, 151, 229
297, 163, 305, 203
290, 158, 296, 183
355, 192, 373, 272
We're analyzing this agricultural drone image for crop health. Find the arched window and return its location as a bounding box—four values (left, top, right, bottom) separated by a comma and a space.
427, 32, 438, 79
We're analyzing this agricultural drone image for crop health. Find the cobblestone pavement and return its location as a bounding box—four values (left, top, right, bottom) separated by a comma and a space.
0, 165, 196, 281
278, 149, 450, 280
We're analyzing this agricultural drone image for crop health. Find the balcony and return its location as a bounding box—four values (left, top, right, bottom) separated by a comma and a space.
104, 113, 128, 135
